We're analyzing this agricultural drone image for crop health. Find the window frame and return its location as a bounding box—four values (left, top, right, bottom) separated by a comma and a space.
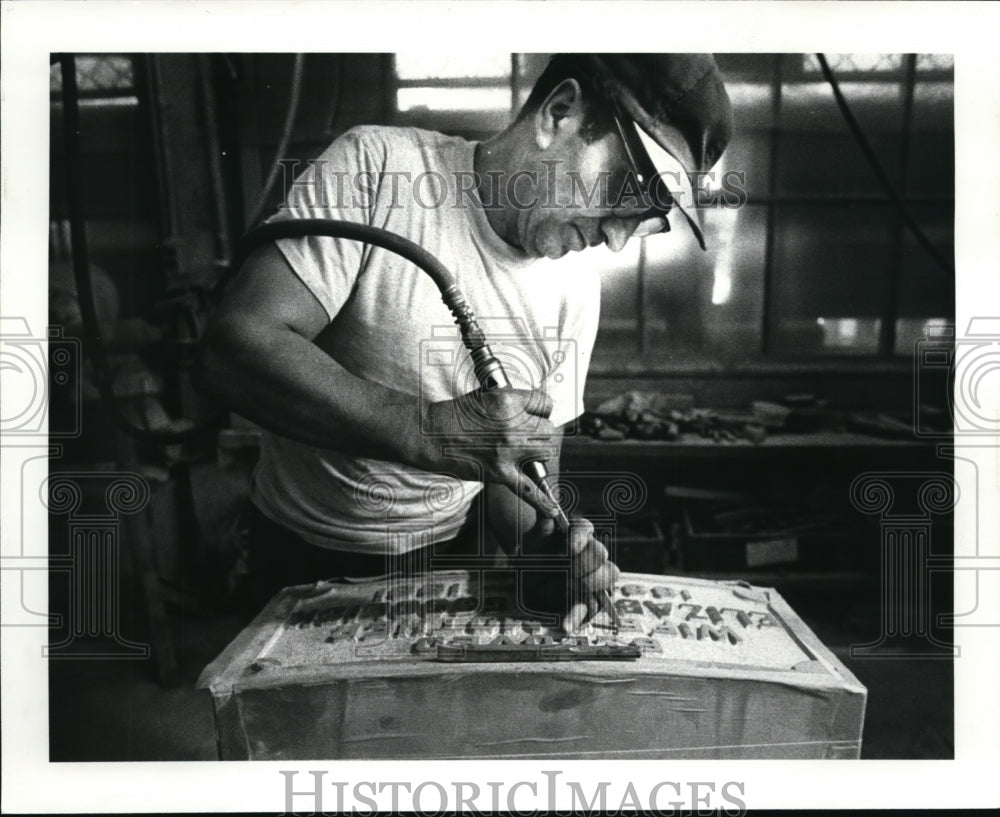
385, 53, 955, 373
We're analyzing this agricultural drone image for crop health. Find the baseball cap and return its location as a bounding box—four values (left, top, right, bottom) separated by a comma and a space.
581, 54, 733, 249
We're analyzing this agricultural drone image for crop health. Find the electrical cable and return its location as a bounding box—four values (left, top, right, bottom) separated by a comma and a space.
245, 54, 306, 229
815, 53, 954, 277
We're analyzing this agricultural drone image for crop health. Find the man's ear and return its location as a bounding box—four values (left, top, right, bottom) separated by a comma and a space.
535, 78, 585, 149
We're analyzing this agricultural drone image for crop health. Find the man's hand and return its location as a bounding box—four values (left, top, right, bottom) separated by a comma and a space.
563, 517, 621, 633
421, 388, 561, 520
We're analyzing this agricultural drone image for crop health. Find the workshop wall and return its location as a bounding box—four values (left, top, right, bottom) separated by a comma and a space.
233, 54, 394, 226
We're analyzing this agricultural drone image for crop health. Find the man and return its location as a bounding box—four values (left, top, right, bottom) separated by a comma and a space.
200, 54, 732, 629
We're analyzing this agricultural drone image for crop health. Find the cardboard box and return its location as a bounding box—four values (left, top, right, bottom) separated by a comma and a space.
198, 571, 865, 759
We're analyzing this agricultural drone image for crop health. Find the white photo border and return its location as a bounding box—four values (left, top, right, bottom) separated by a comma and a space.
2, 1, 998, 812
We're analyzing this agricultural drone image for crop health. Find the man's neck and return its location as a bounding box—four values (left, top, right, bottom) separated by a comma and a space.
473, 127, 526, 252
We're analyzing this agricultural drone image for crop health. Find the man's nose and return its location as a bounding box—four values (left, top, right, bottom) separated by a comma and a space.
599, 216, 640, 253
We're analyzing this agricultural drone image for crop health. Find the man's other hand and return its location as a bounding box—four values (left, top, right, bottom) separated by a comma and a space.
421, 388, 560, 520
563, 517, 620, 633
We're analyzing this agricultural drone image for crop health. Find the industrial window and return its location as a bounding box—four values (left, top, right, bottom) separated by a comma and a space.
50, 55, 139, 106
392, 54, 953, 369
394, 54, 512, 112
593, 53, 954, 370
391, 53, 546, 135
49, 53, 157, 294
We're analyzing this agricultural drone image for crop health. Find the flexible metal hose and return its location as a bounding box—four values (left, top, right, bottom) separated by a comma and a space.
231, 218, 511, 390
232, 218, 561, 518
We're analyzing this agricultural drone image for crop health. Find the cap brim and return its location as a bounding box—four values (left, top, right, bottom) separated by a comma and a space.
635, 123, 706, 250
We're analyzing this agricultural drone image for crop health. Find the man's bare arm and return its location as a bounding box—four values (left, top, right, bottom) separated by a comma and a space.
198, 244, 560, 516
199, 244, 427, 462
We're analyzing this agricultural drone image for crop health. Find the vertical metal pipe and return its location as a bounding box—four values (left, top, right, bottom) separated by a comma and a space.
142, 54, 182, 281
385, 54, 399, 125
198, 54, 233, 272
636, 236, 648, 357
59, 54, 109, 375
879, 54, 917, 357
510, 53, 521, 116
323, 55, 346, 138
760, 54, 784, 356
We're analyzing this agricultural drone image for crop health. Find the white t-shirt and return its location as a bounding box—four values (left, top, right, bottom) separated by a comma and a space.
251, 126, 600, 553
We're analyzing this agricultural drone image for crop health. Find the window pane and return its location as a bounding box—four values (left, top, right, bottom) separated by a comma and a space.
516, 54, 549, 92
720, 82, 773, 201
394, 54, 513, 119
906, 80, 954, 196
50, 55, 135, 96
802, 53, 904, 75
726, 81, 775, 128
777, 81, 904, 196
915, 54, 954, 72
642, 223, 714, 359
396, 87, 510, 112
896, 203, 955, 321
395, 54, 510, 81
720, 128, 770, 202
895, 318, 951, 356
770, 203, 896, 355
590, 242, 642, 367
715, 54, 779, 83
645, 205, 766, 361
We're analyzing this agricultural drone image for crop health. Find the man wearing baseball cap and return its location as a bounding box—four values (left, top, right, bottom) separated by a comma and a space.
483, 53, 733, 256
202, 53, 732, 627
